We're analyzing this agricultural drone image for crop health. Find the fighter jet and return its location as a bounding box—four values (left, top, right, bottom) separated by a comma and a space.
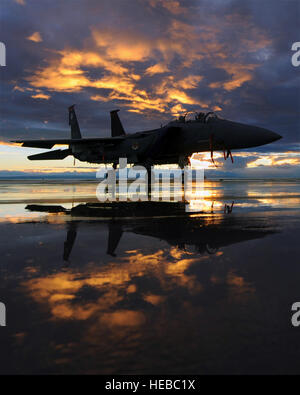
12, 105, 281, 168
26, 201, 277, 261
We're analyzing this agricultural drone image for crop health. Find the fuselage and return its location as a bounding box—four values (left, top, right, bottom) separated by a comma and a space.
71, 113, 281, 165
14, 108, 282, 166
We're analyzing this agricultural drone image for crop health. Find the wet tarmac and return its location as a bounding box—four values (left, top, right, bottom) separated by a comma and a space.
0, 179, 300, 374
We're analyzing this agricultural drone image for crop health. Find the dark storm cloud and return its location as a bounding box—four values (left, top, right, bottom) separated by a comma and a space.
0, 0, 299, 155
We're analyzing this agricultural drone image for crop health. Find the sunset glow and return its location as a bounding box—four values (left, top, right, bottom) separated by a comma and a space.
0, 0, 298, 178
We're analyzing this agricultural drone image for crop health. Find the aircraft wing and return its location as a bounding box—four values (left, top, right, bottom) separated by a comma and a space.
11, 136, 125, 149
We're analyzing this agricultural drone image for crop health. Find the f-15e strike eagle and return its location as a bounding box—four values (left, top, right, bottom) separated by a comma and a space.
12, 105, 281, 168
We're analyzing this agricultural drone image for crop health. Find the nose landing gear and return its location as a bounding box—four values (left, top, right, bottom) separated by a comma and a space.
210, 134, 234, 165
178, 155, 190, 169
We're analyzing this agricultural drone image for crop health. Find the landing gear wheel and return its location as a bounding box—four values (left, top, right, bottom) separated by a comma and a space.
178, 156, 189, 169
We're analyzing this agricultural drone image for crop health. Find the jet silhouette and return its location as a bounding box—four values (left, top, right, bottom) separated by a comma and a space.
26, 202, 276, 262
13, 106, 281, 168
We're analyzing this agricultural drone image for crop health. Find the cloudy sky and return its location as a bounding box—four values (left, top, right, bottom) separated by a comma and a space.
0, 0, 299, 177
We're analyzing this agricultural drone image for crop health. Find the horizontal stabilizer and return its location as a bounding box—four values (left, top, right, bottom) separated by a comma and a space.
11, 136, 125, 149
26, 204, 67, 213
28, 149, 71, 161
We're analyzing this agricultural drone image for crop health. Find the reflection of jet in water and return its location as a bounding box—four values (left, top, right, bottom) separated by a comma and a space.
14, 105, 281, 168
26, 202, 277, 262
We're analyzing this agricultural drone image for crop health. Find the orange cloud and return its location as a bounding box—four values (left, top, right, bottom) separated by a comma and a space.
31, 93, 51, 100
209, 62, 257, 91
191, 151, 300, 170
90, 94, 110, 102
149, 0, 186, 15
27, 32, 43, 43
101, 310, 146, 327
247, 155, 300, 168
20, 9, 272, 117
24, 21, 209, 114
145, 63, 169, 75
170, 103, 187, 117
175, 75, 203, 89
0, 140, 20, 147
22, 246, 205, 323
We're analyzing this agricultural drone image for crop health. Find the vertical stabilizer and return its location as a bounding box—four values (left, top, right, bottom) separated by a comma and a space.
110, 109, 126, 137
68, 105, 82, 139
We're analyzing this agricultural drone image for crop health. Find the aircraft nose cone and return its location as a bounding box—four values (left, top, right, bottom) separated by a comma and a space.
214, 120, 282, 149
271, 131, 282, 142
258, 127, 282, 144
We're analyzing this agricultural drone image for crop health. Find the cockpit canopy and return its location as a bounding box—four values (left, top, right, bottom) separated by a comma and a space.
177, 111, 220, 124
